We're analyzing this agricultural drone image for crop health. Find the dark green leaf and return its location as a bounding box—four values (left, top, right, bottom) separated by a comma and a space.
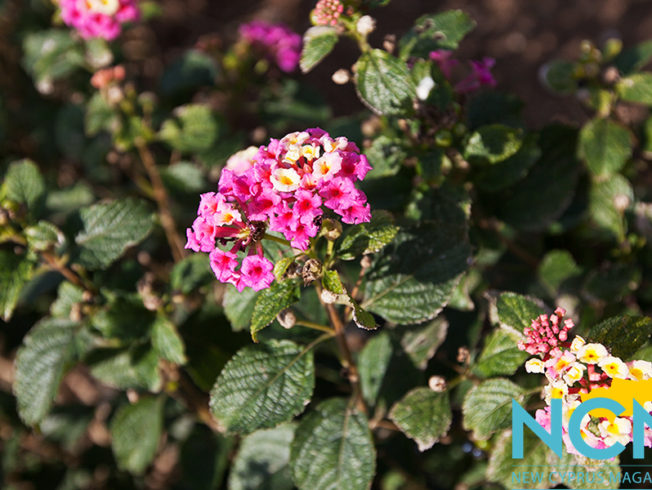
4, 159, 45, 215
75, 198, 154, 269
228, 424, 295, 490
152, 315, 186, 364
337, 210, 398, 261
538, 250, 581, 294
290, 398, 375, 490
0, 250, 34, 321
475, 135, 540, 192
160, 104, 218, 153
170, 253, 213, 295
472, 329, 528, 377
300, 26, 338, 73
464, 124, 524, 165
578, 118, 632, 176
399, 10, 476, 58
541, 60, 577, 94
614, 40, 652, 74
209, 340, 314, 434
400, 317, 448, 369
160, 50, 218, 96
494, 292, 545, 335
358, 332, 393, 406
89, 345, 162, 391
50, 282, 84, 319
363, 223, 470, 325
110, 397, 163, 475
389, 388, 452, 451
588, 315, 652, 360
250, 280, 300, 341
364, 136, 406, 179
462, 378, 524, 439
14, 318, 78, 425
223, 286, 260, 332
355, 49, 416, 116
617, 73, 652, 105
589, 174, 632, 241
22, 30, 84, 85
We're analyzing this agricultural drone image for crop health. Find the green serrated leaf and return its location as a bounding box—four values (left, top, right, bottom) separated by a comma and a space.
399, 10, 476, 58
209, 340, 314, 434
355, 49, 416, 116
51, 281, 84, 319
495, 292, 545, 335
337, 210, 399, 260
614, 40, 652, 74
228, 424, 295, 490
363, 223, 469, 325
364, 136, 406, 179
358, 331, 393, 406
290, 398, 375, 490
578, 118, 632, 176
89, 345, 162, 391
160, 104, 218, 153
617, 73, 652, 105
322, 269, 345, 295
223, 285, 260, 332
541, 60, 577, 95
4, 159, 45, 215
25, 221, 65, 252
75, 198, 154, 270
14, 318, 78, 425
152, 315, 186, 364
472, 329, 528, 377
589, 173, 633, 241
389, 387, 451, 451
538, 250, 581, 295
588, 315, 652, 360
170, 253, 212, 295
300, 26, 338, 73
0, 250, 34, 321
250, 280, 300, 341
401, 317, 448, 370
462, 378, 524, 440
110, 397, 163, 475
464, 124, 524, 165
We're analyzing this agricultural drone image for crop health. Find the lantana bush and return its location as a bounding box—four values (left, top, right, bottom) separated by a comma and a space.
2, 0, 652, 488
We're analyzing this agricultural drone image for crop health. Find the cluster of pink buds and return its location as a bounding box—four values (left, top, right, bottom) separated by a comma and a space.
518, 307, 574, 356
90, 65, 125, 89
239, 21, 302, 72
311, 0, 350, 26
59, 0, 140, 41
429, 50, 497, 93
185, 128, 372, 291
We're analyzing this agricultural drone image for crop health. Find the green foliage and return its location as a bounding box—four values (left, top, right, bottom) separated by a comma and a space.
22, 30, 84, 86
464, 125, 524, 165
0, 250, 34, 321
588, 315, 652, 359
209, 340, 315, 434
4, 159, 45, 216
160, 104, 219, 153
290, 398, 375, 490
152, 314, 187, 364
399, 10, 476, 58
14, 318, 78, 425
578, 118, 633, 176
358, 331, 394, 405
336, 210, 398, 260
75, 198, 155, 269
250, 280, 301, 341
355, 49, 416, 116
472, 329, 528, 377
301, 26, 339, 73
462, 378, 524, 440
389, 388, 451, 451
110, 397, 164, 475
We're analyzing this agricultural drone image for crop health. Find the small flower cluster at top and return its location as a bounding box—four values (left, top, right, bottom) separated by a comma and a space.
59, 0, 140, 41
311, 0, 351, 26
429, 50, 496, 94
90, 65, 125, 89
239, 21, 302, 72
519, 308, 652, 455
185, 128, 372, 291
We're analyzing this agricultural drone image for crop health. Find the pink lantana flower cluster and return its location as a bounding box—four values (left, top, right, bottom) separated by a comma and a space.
311, 0, 349, 26
519, 308, 652, 455
239, 21, 302, 73
185, 128, 372, 291
429, 50, 496, 93
59, 0, 140, 41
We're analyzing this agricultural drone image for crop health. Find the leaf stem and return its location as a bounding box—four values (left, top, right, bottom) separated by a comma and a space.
295, 320, 336, 335
41, 251, 96, 293
263, 233, 293, 248
135, 140, 186, 263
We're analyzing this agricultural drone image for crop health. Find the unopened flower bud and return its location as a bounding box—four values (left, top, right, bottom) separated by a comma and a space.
356, 15, 376, 36
277, 309, 296, 329
428, 375, 447, 392
332, 69, 351, 85
457, 346, 470, 363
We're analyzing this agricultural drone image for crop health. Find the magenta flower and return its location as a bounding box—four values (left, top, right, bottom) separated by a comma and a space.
59, 0, 140, 41
456, 57, 497, 93
518, 308, 574, 356
185, 128, 372, 291
429, 50, 459, 79
239, 21, 302, 72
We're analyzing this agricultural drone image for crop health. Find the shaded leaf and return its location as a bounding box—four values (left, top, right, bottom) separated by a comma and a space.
399, 10, 476, 58
588, 315, 652, 360
152, 315, 186, 364
4, 159, 45, 215
223, 286, 260, 332
400, 317, 448, 370
300, 26, 338, 73
389, 388, 451, 451
472, 329, 528, 378
250, 280, 300, 341
0, 250, 34, 321
578, 118, 632, 176
337, 210, 399, 260
464, 124, 523, 165
462, 378, 524, 440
